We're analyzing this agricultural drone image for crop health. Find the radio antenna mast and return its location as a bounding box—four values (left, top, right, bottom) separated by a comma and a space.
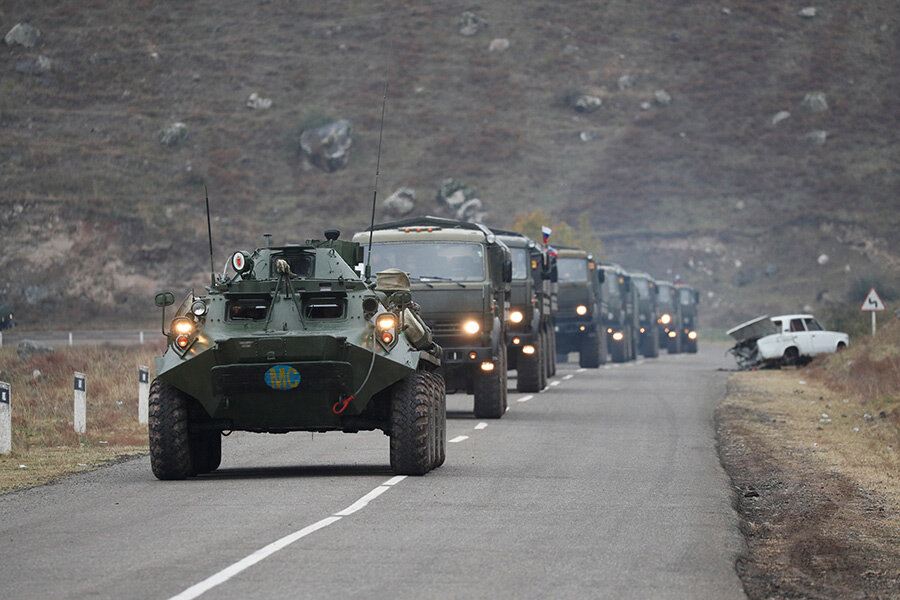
365, 61, 390, 284
205, 186, 215, 286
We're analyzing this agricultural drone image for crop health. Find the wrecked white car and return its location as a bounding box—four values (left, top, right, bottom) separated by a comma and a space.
727, 314, 849, 369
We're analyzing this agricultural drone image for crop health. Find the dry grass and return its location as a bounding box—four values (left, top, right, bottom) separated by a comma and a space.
0, 345, 157, 493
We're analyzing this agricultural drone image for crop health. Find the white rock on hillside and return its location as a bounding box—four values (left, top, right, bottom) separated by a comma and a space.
4, 23, 41, 48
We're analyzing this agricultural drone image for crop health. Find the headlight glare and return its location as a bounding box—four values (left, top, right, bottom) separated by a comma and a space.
660, 313, 672, 325
575, 304, 588, 316
463, 320, 480, 335
172, 317, 194, 336
509, 310, 524, 324
377, 314, 396, 330
612, 331, 624, 341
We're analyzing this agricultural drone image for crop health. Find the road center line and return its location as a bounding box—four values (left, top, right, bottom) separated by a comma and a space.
562, 374, 573, 380
517, 395, 533, 402
550, 381, 561, 387
449, 435, 469, 443
169, 475, 404, 600
474, 422, 488, 430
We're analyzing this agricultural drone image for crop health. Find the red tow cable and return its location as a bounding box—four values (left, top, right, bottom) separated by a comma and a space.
333, 395, 354, 415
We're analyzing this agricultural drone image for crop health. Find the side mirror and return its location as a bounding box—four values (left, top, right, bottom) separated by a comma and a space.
622, 276, 631, 293
502, 260, 513, 283
597, 270, 605, 284
694, 290, 701, 304
155, 291, 175, 307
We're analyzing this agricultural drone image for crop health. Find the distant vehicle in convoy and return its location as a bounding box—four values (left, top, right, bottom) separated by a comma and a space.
598, 263, 639, 363
353, 216, 513, 418
554, 246, 607, 367
0, 302, 14, 330
727, 314, 849, 369
489, 228, 558, 392
629, 271, 660, 358
656, 282, 679, 352
674, 284, 700, 354
150, 230, 445, 479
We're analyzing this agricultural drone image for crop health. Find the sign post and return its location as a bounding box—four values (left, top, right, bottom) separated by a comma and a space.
0, 382, 10, 455
860, 288, 885, 336
138, 366, 150, 425
74, 372, 86, 434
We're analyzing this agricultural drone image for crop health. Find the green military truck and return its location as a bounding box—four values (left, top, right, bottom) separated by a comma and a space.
0, 301, 14, 330
353, 216, 512, 418
629, 271, 660, 358
656, 281, 681, 353
489, 228, 558, 392
150, 230, 445, 479
598, 263, 640, 363
554, 246, 607, 368
675, 283, 700, 353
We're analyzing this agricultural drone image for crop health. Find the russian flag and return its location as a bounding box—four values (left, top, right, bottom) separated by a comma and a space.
547, 245, 558, 258
541, 226, 551, 245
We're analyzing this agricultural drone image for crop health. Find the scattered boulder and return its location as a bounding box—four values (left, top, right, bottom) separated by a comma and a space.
299, 119, 352, 172
17, 340, 54, 361
617, 73, 636, 90
458, 12, 487, 36
32, 369, 42, 381
246, 92, 272, 110
639, 101, 651, 111
436, 178, 484, 221
384, 188, 416, 215
456, 198, 486, 223
488, 38, 510, 52
805, 130, 828, 146
817, 253, 830, 265
159, 122, 188, 147
654, 90, 672, 106
15, 55, 51, 75
803, 92, 828, 113
764, 262, 779, 277
798, 7, 818, 19
573, 94, 602, 113
771, 110, 791, 125
4, 23, 41, 48
579, 130, 597, 142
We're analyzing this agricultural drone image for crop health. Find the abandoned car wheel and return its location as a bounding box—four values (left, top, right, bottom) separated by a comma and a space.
148, 378, 194, 480
390, 371, 433, 476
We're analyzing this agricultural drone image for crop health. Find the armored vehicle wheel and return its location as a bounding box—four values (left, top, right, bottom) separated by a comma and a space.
474, 345, 507, 418
579, 334, 601, 368
516, 333, 544, 393
190, 432, 221, 475
390, 371, 434, 475
149, 378, 193, 480
425, 371, 447, 469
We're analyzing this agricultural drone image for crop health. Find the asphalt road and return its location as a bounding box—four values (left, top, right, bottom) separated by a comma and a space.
0, 346, 745, 599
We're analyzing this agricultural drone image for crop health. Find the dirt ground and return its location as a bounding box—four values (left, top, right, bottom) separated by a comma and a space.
718, 370, 900, 599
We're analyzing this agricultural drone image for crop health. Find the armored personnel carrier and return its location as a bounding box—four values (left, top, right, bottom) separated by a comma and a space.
150, 230, 445, 479
554, 246, 607, 367
352, 217, 512, 418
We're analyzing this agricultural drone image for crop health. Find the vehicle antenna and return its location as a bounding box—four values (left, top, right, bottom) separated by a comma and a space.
365, 74, 389, 284
205, 186, 215, 287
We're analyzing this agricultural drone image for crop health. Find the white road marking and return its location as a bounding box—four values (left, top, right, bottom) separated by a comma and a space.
169, 476, 406, 600
603, 365, 611, 369
449, 435, 469, 443
562, 374, 573, 380
517, 395, 533, 403
550, 381, 561, 387
577, 368, 586, 373
474, 422, 488, 430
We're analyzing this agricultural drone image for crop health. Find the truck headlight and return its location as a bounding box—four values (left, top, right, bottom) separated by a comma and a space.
190, 300, 208, 317
509, 310, 524, 324
376, 313, 398, 348
171, 317, 195, 336
612, 331, 624, 341
659, 313, 671, 325
463, 320, 481, 335
688, 331, 698, 340
576, 305, 588, 316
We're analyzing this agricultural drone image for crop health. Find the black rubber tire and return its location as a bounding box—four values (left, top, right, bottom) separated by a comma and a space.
685, 338, 698, 354
390, 371, 433, 475
516, 334, 543, 392
474, 345, 507, 418
667, 334, 681, 354
643, 326, 660, 358
149, 378, 193, 480
549, 328, 557, 376
579, 334, 601, 368
781, 347, 799, 368
610, 335, 628, 363
425, 371, 446, 469
539, 331, 548, 389
190, 431, 222, 475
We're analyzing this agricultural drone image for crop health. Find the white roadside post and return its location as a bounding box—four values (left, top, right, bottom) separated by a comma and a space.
74, 372, 87, 434
860, 287, 885, 336
0, 331, 3, 347
69, 331, 73, 346
138, 366, 150, 424
0, 382, 11, 455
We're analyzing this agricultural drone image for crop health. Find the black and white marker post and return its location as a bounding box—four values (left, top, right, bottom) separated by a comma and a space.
74, 372, 86, 434
138, 366, 150, 424
0, 381, 10, 455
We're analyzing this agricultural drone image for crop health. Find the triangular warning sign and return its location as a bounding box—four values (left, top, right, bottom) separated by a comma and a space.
861, 288, 885, 312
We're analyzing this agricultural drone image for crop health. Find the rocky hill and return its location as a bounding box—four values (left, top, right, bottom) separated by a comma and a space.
1, 0, 897, 329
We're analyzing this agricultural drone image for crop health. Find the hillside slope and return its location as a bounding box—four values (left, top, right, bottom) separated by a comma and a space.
1, 0, 897, 328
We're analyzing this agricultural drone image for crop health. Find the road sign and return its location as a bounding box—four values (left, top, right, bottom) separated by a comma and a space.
860, 288, 885, 312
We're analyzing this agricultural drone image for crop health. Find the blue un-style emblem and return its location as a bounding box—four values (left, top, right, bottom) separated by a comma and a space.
264, 365, 301, 390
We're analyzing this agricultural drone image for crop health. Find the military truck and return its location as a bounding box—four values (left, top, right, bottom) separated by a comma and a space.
598, 263, 639, 363
352, 217, 512, 418
656, 281, 681, 353
489, 228, 558, 392
554, 246, 607, 368
629, 272, 660, 358
0, 301, 14, 330
150, 230, 445, 480
675, 284, 700, 353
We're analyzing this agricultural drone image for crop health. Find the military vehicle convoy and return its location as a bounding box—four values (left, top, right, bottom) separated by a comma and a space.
554, 246, 607, 367
629, 272, 660, 358
598, 263, 639, 363
0, 301, 14, 330
489, 228, 558, 392
150, 230, 445, 479
675, 284, 700, 353
352, 216, 513, 418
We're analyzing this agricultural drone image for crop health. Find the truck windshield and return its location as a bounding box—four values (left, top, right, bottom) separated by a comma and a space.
368, 242, 486, 281
557, 258, 588, 282
657, 284, 673, 305
511, 249, 529, 280
680, 289, 694, 305
633, 278, 650, 298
